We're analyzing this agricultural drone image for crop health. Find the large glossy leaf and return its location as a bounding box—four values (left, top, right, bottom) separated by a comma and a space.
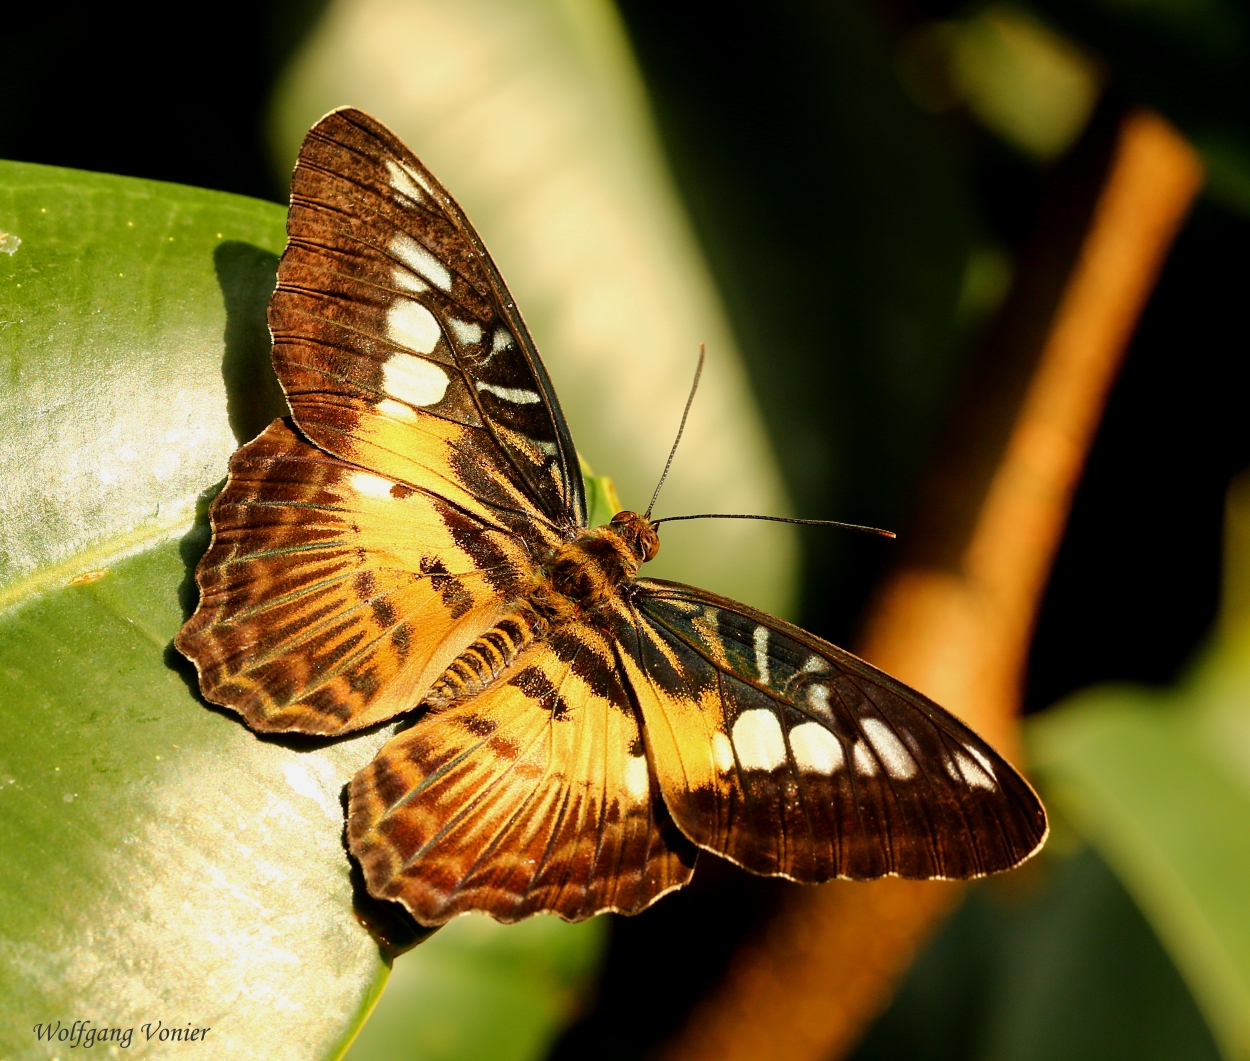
1029, 473, 1250, 1061
0, 160, 407, 1060
0, 156, 624, 1061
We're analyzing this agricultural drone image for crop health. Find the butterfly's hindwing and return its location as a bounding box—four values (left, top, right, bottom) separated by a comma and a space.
176, 419, 539, 734
617, 580, 1048, 882
270, 108, 585, 530
348, 620, 697, 924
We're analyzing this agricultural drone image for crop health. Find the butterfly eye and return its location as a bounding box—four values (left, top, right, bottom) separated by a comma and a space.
609, 511, 660, 562
638, 525, 660, 562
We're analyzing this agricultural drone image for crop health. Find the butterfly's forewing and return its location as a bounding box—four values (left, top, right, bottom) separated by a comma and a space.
176, 420, 536, 734
271, 107, 586, 533
617, 579, 1048, 881
348, 621, 697, 924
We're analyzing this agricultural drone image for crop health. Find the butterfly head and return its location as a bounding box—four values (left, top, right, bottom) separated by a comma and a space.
608, 510, 661, 563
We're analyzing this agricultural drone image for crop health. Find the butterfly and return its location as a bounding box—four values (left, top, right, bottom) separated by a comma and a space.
176, 108, 1047, 927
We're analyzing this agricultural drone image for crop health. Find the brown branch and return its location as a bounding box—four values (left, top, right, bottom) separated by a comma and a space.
658, 108, 1202, 1061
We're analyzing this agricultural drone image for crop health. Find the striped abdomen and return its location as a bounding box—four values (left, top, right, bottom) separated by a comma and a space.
424, 517, 650, 710
423, 604, 550, 709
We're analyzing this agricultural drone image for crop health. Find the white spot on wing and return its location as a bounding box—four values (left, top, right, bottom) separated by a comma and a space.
375, 398, 417, 422
389, 231, 452, 292
385, 158, 428, 203
806, 682, 831, 716
386, 299, 441, 355
624, 755, 650, 802
712, 732, 735, 772
349, 472, 394, 499
954, 749, 996, 790
381, 352, 449, 407
861, 718, 917, 780
789, 723, 844, 775
492, 326, 513, 353
852, 741, 877, 776
966, 745, 997, 780
732, 709, 786, 771
802, 655, 826, 673
391, 267, 427, 295
477, 382, 542, 404
753, 625, 770, 685
448, 318, 483, 346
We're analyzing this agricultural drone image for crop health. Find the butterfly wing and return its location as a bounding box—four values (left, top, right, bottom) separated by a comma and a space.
271, 107, 585, 531
176, 420, 538, 734
348, 620, 697, 924
616, 579, 1048, 881
178, 108, 587, 733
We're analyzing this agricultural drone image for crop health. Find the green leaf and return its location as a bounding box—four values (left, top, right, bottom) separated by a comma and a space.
342, 914, 605, 1061
580, 456, 625, 529
0, 160, 394, 1060
1029, 472, 1250, 1061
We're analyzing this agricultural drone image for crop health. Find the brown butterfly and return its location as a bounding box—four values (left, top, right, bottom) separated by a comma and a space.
176, 108, 1047, 927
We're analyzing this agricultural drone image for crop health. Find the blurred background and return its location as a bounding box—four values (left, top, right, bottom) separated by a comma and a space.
6, 0, 1249, 1058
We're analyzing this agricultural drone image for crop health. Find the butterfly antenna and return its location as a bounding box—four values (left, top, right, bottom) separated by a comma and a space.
645, 344, 705, 519
650, 513, 896, 538
642, 348, 894, 539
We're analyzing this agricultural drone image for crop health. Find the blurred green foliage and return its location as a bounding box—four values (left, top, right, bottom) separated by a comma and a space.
1028, 0, 1250, 215
1029, 473, 1250, 1061
854, 476, 1250, 1061
897, 4, 1104, 160
343, 915, 605, 1061
854, 846, 1222, 1061
618, 0, 984, 649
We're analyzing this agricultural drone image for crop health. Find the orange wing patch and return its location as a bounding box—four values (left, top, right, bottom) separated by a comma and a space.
301, 397, 551, 537
348, 620, 696, 924
177, 420, 537, 735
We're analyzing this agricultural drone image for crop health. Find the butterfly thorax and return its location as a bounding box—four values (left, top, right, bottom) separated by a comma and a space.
530, 510, 659, 621
424, 512, 658, 710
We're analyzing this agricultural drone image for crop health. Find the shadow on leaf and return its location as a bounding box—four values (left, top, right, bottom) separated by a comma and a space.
215, 240, 288, 445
